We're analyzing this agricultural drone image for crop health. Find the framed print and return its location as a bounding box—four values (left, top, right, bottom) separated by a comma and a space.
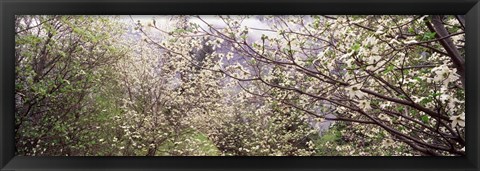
1, 0, 480, 170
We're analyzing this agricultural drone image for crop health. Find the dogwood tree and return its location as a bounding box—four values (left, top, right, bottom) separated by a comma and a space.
15, 15, 465, 156
142, 15, 465, 156
134, 16, 320, 156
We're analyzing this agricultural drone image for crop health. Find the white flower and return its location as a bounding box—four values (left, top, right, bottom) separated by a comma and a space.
432, 64, 460, 85
346, 58, 356, 68
317, 52, 325, 59
451, 35, 463, 44
375, 26, 384, 35
378, 114, 392, 124
404, 40, 418, 44
226, 52, 234, 60
382, 138, 395, 147
364, 36, 378, 45
389, 38, 401, 45
345, 84, 365, 99
341, 51, 355, 60
433, 65, 448, 82
418, 15, 428, 21
380, 101, 392, 109
368, 56, 382, 64
215, 37, 224, 44
439, 94, 450, 103
450, 113, 465, 128
358, 100, 372, 110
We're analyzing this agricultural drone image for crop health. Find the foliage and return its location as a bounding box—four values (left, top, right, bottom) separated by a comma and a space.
15, 15, 466, 156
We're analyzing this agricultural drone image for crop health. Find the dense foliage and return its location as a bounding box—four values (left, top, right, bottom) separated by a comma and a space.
15, 15, 465, 156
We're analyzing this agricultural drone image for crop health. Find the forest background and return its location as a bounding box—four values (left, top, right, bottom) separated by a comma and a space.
14, 15, 465, 156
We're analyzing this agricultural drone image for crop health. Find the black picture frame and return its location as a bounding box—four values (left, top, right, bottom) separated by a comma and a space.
1, 0, 479, 170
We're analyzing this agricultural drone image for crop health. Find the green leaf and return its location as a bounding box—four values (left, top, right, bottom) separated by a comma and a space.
174, 28, 186, 34
413, 76, 422, 82
422, 32, 436, 41
313, 20, 320, 28
383, 65, 395, 74
421, 115, 430, 124
351, 43, 361, 52
408, 27, 415, 33
58, 51, 67, 57
420, 97, 433, 105
396, 106, 404, 112
432, 92, 442, 98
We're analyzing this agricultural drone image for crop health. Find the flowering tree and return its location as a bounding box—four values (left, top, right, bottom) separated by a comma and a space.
131, 16, 320, 156
15, 15, 128, 155
141, 15, 465, 156
15, 15, 465, 156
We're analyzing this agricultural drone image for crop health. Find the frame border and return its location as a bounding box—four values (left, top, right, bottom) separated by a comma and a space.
1, 0, 479, 170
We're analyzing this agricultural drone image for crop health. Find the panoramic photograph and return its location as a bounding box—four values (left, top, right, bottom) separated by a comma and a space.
14, 15, 465, 156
